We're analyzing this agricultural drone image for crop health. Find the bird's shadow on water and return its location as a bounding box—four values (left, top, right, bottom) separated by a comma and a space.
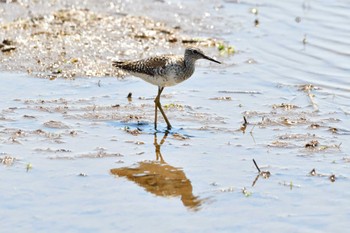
106, 120, 195, 137
110, 131, 205, 211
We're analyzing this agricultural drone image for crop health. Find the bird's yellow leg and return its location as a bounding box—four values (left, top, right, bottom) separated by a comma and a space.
154, 87, 172, 130
154, 89, 159, 130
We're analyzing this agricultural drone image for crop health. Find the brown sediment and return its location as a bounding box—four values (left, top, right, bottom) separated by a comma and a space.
0, 155, 17, 166
0, 7, 226, 79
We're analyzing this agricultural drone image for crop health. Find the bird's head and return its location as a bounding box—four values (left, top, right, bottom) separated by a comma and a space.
185, 47, 221, 64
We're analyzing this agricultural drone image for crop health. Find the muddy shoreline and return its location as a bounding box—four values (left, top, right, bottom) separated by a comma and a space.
0, 1, 232, 79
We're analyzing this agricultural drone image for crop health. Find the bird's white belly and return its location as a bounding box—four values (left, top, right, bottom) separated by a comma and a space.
131, 69, 183, 87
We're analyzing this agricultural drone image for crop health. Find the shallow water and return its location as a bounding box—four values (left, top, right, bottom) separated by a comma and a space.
1, 1, 350, 232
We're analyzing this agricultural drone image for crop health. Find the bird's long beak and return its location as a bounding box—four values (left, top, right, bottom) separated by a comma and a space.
202, 54, 221, 64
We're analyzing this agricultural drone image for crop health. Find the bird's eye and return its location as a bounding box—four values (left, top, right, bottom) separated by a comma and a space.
193, 50, 198, 54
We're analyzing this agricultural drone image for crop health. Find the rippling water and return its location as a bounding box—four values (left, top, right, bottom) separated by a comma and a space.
138, 0, 350, 95
242, 1, 350, 91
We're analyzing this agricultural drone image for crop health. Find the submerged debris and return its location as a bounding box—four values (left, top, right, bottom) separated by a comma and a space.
329, 174, 336, 182
26, 163, 33, 172
209, 96, 232, 101
329, 127, 338, 133
124, 126, 142, 136
240, 116, 248, 133
309, 168, 337, 183
310, 123, 320, 129
305, 140, 319, 148
127, 92, 132, 101
242, 187, 252, 197
0, 39, 16, 53
310, 168, 317, 176
163, 103, 184, 110
272, 103, 299, 110
254, 19, 260, 27
76, 150, 123, 159
252, 159, 271, 187
268, 140, 292, 148
298, 84, 320, 111
172, 133, 189, 140
217, 42, 235, 55
253, 158, 271, 179
298, 84, 320, 92
0, 155, 16, 166
218, 90, 262, 94
43, 120, 69, 129
304, 140, 341, 152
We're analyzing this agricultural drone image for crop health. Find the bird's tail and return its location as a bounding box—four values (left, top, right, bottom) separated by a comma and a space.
112, 61, 125, 68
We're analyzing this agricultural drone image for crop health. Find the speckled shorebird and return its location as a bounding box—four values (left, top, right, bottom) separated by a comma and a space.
112, 47, 221, 130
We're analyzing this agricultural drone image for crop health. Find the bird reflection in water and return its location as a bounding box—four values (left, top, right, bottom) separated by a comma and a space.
110, 132, 203, 211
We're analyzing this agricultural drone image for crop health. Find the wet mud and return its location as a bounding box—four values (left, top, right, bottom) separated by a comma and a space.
0, 0, 228, 79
